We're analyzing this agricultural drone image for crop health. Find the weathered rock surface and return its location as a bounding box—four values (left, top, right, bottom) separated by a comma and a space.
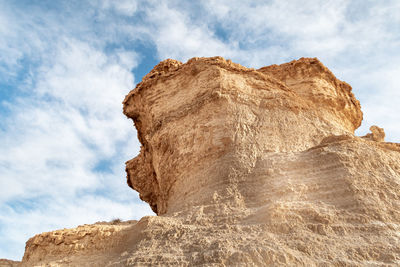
20, 57, 400, 266
21, 221, 138, 266
362, 125, 386, 142
0, 259, 20, 267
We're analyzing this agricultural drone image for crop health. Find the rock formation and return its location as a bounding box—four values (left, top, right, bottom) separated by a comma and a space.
0, 259, 20, 267
20, 57, 400, 266
362, 125, 386, 142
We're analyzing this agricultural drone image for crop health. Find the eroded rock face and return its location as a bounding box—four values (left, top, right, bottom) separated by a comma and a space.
0, 259, 20, 267
21, 221, 138, 266
362, 125, 386, 142
21, 57, 400, 266
122, 57, 363, 215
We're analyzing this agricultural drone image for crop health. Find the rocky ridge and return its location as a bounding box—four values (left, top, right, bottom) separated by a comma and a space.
20, 57, 400, 266
0, 259, 20, 267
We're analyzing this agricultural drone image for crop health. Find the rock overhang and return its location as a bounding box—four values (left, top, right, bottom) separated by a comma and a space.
123, 56, 363, 215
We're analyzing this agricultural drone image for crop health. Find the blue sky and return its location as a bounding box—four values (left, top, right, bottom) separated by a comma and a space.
0, 0, 399, 260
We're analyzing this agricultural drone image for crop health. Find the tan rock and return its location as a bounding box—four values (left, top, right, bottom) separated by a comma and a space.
362, 125, 386, 142
20, 57, 400, 266
0, 259, 20, 267
123, 56, 363, 215
21, 221, 138, 266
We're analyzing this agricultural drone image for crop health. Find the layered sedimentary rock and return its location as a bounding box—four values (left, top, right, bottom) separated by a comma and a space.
0, 259, 20, 267
123, 57, 364, 216
21, 221, 138, 266
21, 57, 400, 266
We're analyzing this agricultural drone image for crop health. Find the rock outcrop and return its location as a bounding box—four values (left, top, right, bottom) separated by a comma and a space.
21, 221, 138, 266
0, 259, 20, 267
21, 57, 400, 266
362, 125, 386, 142
123, 57, 363, 216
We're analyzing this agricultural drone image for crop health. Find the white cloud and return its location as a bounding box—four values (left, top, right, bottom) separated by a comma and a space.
100, 0, 138, 16
0, 38, 138, 199
0, 6, 26, 76
139, 2, 235, 61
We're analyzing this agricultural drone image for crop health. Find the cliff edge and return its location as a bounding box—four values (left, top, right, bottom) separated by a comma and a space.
21, 57, 400, 266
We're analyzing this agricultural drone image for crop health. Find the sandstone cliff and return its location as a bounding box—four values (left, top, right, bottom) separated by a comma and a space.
21, 57, 400, 266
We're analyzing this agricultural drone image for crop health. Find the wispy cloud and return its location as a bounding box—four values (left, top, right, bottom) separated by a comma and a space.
99, 0, 138, 16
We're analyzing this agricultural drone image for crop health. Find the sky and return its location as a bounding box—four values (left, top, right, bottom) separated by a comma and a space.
0, 0, 399, 261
